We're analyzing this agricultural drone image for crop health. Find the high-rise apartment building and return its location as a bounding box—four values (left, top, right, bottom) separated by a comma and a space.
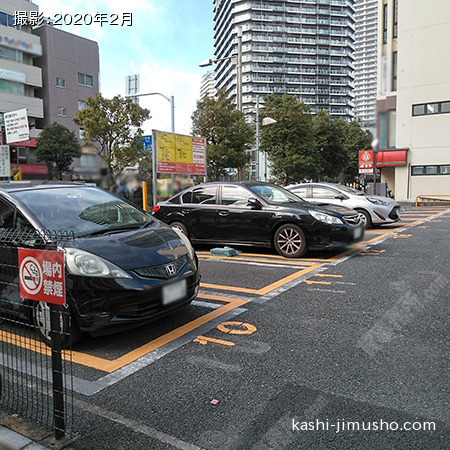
354, 0, 377, 134
0, 0, 44, 175
200, 70, 217, 100
212, 0, 356, 120
377, 0, 450, 200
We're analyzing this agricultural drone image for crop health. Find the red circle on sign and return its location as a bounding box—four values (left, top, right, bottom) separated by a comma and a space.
19, 256, 43, 295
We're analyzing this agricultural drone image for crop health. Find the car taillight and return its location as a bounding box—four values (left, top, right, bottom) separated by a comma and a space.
152, 204, 161, 214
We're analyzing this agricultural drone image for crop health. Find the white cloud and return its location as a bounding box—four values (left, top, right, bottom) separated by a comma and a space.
102, 62, 202, 136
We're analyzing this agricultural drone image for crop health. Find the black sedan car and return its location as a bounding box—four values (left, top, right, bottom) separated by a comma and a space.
152, 181, 364, 258
0, 181, 200, 347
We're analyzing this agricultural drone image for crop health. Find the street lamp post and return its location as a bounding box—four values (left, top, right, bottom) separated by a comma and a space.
199, 26, 243, 112
127, 92, 175, 133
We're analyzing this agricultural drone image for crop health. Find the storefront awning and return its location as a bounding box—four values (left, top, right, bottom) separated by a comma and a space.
377, 149, 408, 167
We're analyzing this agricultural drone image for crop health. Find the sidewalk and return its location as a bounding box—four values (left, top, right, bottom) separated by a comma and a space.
0, 424, 48, 449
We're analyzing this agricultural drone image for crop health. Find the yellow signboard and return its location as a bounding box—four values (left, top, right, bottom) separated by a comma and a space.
154, 130, 206, 175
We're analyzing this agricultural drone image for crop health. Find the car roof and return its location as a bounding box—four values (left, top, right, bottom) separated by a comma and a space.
0, 180, 92, 194
190, 181, 277, 188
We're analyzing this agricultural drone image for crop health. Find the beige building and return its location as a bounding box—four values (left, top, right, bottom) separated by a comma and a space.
377, 0, 450, 201
0, 0, 43, 171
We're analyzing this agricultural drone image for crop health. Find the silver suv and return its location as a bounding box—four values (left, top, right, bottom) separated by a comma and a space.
286, 182, 400, 228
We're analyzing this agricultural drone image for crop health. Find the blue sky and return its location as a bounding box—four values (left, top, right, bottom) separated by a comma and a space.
35, 0, 215, 134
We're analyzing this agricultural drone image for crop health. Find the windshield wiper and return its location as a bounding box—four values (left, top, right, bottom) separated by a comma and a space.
77, 223, 148, 238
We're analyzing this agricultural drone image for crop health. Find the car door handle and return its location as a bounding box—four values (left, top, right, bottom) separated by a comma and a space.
218, 210, 229, 217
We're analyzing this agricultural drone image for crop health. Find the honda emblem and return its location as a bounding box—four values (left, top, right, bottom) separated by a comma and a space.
165, 264, 176, 276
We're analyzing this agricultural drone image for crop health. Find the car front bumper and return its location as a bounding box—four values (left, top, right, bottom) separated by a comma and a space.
67, 266, 200, 335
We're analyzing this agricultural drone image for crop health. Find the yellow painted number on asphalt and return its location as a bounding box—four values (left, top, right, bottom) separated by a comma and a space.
217, 321, 257, 335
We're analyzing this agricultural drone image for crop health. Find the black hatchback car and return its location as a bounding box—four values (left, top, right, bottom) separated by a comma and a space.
152, 181, 364, 258
0, 181, 200, 347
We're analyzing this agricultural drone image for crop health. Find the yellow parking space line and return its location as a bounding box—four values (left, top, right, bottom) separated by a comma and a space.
314, 274, 343, 278
0, 330, 113, 371
304, 280, 332, 285
197, 253, 318, 265
325, 242, 367, 261
201, 283, 259, 294
100, 297, 249, 373
201, 264, 324, 296
0, 296, 249, 373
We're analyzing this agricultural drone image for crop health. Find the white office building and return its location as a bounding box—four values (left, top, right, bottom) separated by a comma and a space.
377, 0, 450, 201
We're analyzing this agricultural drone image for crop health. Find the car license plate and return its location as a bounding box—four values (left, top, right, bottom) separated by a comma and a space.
354, 226, 362, 239
162, 279, 187, 305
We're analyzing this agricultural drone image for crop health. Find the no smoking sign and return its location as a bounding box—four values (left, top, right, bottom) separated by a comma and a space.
19, 248, 66, 305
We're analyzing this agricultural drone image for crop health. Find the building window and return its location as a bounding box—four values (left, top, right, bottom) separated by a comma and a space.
392, 52, 397, 91
77, 73, 93, 87
388, 110, 396, 149
79, 128, 85, 139
57, 107, 66, 117
0, 46, 23, 62
393, 0, 398, 38
412, 101, 450, 116
80, 154, 96, 167
78, 100, 87, 110
56, 77, 65, 88
411, 165, 450, 176
383, 4, 388, 44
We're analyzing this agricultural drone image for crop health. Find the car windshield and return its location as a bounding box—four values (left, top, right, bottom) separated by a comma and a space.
249, 184, 305, 205
332, 184, 365, 195
15, 186, 155, 236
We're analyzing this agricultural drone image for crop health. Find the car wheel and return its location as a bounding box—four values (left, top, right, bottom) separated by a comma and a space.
274, 224, 308, 258
170, 221, 189, 238
32, 302, 82, 348
356, 209, 372, 229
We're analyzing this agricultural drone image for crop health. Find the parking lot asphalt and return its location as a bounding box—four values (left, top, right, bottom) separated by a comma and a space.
1, 206, 449, 449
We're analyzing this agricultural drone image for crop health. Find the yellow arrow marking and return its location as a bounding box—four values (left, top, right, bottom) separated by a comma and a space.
304, 280, 332, 285
194, 336, 236, 346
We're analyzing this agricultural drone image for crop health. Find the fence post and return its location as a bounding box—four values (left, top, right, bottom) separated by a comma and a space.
50, 304, 65, 440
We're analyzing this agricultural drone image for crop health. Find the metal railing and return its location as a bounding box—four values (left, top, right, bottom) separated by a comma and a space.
415, 194, 450, 207
0, 229, 74, 442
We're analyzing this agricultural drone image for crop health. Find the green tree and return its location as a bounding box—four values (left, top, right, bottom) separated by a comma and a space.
73, 93, 150, 172
36, 122, 81, 180
260, 94, 316, 185
191, 88, 255, 180
312, 111, 348, 181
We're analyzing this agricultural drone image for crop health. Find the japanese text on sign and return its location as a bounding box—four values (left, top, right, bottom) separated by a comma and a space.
154, 131, 206, 175
19, 249, 66, 305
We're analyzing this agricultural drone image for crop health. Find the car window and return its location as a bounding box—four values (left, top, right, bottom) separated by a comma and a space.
250, 184, 303, 205
14, 187, 155, 236
221, 186, 253, 206
191, 186, 217, 204
181, 191, 192, 204
0, 199, 15, 229
312, 186, 339, 199
290, 186, 309, 198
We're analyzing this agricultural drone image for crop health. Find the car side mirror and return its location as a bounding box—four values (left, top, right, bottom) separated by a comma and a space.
335, 194, 346, 200
247, 198, 262, 209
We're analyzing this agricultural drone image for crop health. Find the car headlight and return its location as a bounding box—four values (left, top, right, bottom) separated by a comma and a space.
367, 197, 390, 206
172, 227, 197, 267
309, 210, 343, 225
65, 248, 131, 278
